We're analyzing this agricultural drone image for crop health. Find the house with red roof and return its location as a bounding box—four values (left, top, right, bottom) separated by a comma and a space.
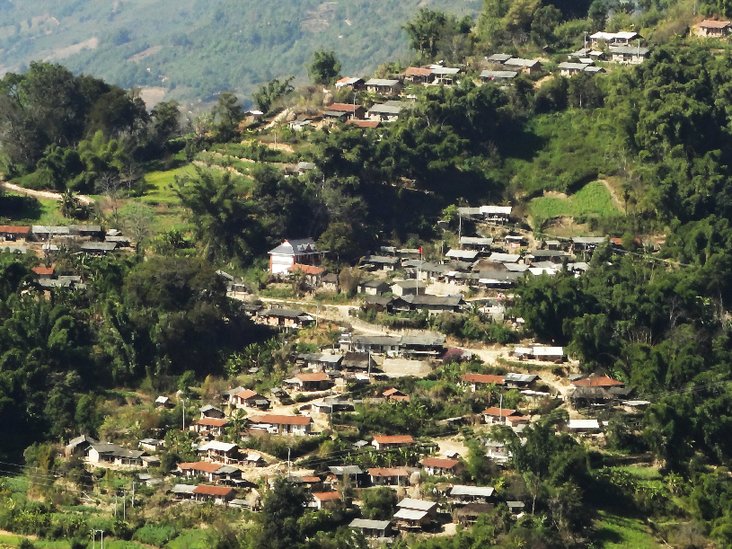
0, 225, 31, 241
461, 373, 505, 392
420, 456, 464, 477
249, 414, 313, 436
482, 407, 527, 426
383, 388, 410, 402
192, 484, 235, 504
190, 417, 229, 438
230, 388, 270, 410
311, 491, 342, 510
372, 434, 415, 451
368, 467, 410, 486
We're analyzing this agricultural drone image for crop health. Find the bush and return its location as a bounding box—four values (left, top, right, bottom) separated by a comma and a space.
133, 523, 179, 546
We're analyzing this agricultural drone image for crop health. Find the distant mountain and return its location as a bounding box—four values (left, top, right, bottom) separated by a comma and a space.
0, 0, 481, 104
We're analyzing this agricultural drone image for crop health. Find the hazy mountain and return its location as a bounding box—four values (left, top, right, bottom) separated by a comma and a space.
0, 0, 481, 104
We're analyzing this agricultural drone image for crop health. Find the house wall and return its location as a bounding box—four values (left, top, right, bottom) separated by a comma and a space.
270, 254, 295, 275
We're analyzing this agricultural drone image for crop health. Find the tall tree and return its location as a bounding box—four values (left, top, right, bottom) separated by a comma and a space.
308, 50, 342, 85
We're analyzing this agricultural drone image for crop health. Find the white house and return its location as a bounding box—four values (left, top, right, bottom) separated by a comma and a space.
268, 238, 322, 275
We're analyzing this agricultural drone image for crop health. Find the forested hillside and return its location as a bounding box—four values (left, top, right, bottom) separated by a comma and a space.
0, 0, 480, 102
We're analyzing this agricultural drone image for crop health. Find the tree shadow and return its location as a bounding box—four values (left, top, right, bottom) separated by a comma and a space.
0, 195, 42, 221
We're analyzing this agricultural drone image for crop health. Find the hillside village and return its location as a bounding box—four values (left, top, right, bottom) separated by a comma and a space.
0, 3, 731, 549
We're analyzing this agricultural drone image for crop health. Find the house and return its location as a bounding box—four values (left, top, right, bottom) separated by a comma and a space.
503, 58, 542, 75
328, 465, 366, 488
404, 66, 435, 84
349, 518, 391, 538
431, 66, 461, 85
567, 419, 602, 433
448, 485, 495, 505
351, 335, 401, 355
31, 225, 71, 240
513, 346, 565, 362
455, 503, 495, 525
400, 334, 446, 357
557, 62, 591, 76
390, 279, 424, 296
324, 102, 366, 120
290, 371, 332, 392
171, 483, 196, 500
176, 461, 224, 482
367, 101, 404, 122
372, 434, 414, 450
445, 249, 479, 262
200, 405, 225, 419
312, 396, 355, 415
341, 352, 371, 372
257, 308, 315, 330
64, 435, 97, 458
288, 263, 325, 287
479, 205, 512, 222
138, 438, 164, 453
507, 500, 526, 516
190, 417, 229, 438
392, 294, 464, 315
482, 407, 527, 426
348, 119, 381, 129
383, 388, 410, 402
420, 457, 463, 477
197, 441, 240, 464
461, 373, 505, 391
365, 78, 403, 96
394, 498, 437, 530
572, 375, 624, 388
487, 252, 521, 264
241, 450, 266, 467
310, 491, 342, 510
526, 250, 569, 264
193, 484, 235, 504
79, 242, 117, 255
268, 238, 322, 275
361, 254, 400, 271
480, 70, 518, 82
504, 373, 539, 389
459, 236, 494, 252
609, 45, 650, 64
298, 352, 344, 371
0, 225, 31, 241
31, 265, 55, 278
590, 30, 639, 47
358, 279, 390, 295
230, 388, 270, 410
485, 440, 512, 465
486, 53, 512, 63
477, 269, 525, 288
697, 19, 732, 37
368, 467, 410, 486
321, 272, 339, 292
86, 442, 147, 467
504, 235, 528, 248
335, 76, 365, 90
248, 414, 313, 436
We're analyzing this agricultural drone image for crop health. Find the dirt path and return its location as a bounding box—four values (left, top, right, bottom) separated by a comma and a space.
599, 178, 625, 211
1, 180, 95, 205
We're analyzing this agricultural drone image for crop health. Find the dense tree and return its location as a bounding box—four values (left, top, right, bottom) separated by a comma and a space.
308, 50, 342, 85
253, 77, 294, 114
255, 478, 309, 549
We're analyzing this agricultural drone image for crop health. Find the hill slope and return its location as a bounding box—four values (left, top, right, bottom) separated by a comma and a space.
0, 0, 480, 103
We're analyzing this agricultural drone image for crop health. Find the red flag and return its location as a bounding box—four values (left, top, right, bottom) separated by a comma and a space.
418, 246, 423, 255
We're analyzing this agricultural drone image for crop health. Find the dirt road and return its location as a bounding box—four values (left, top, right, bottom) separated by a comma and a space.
1, 180, 95, 205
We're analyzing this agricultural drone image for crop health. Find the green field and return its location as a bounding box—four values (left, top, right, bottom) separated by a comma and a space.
593, 510, 660, 549
0, 193, 64, 225
528, 181, 622, 223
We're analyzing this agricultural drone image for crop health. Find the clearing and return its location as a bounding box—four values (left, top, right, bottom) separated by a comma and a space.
528, 180, 622, 226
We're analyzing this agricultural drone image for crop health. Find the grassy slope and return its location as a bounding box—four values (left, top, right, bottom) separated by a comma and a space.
529, 181, 622, 221
593, 510, 660, 549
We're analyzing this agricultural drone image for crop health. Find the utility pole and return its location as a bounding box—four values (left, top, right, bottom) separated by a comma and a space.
499, 392, 504, 426
182, 397, 186, 431
122, 489, 127, 521
131, 481, 135, 508
287, 447, 291, 477
91, 529, 95, 549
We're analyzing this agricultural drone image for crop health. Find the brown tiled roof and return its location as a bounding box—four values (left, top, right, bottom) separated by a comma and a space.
178, 461, 222, 473
312, 491, 342, 501
296, 372, 330, 382
0, 225, 31, 234
462, 373, 505, 385
700, 19, 731, 28
373, 434, 414, 445
482, 407, 517, 417
405, 66, 433, 77
327, 103, 360, 113
193, 484, 234, 496
420, 457, 460, 470
289, 263, 325, 276
250, 414, 311, 426
368, 467, 409, 477
32, 266, 55, 276
348, 119, 380, 129
573, 375, 624, 388
235, 388, 260, 400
